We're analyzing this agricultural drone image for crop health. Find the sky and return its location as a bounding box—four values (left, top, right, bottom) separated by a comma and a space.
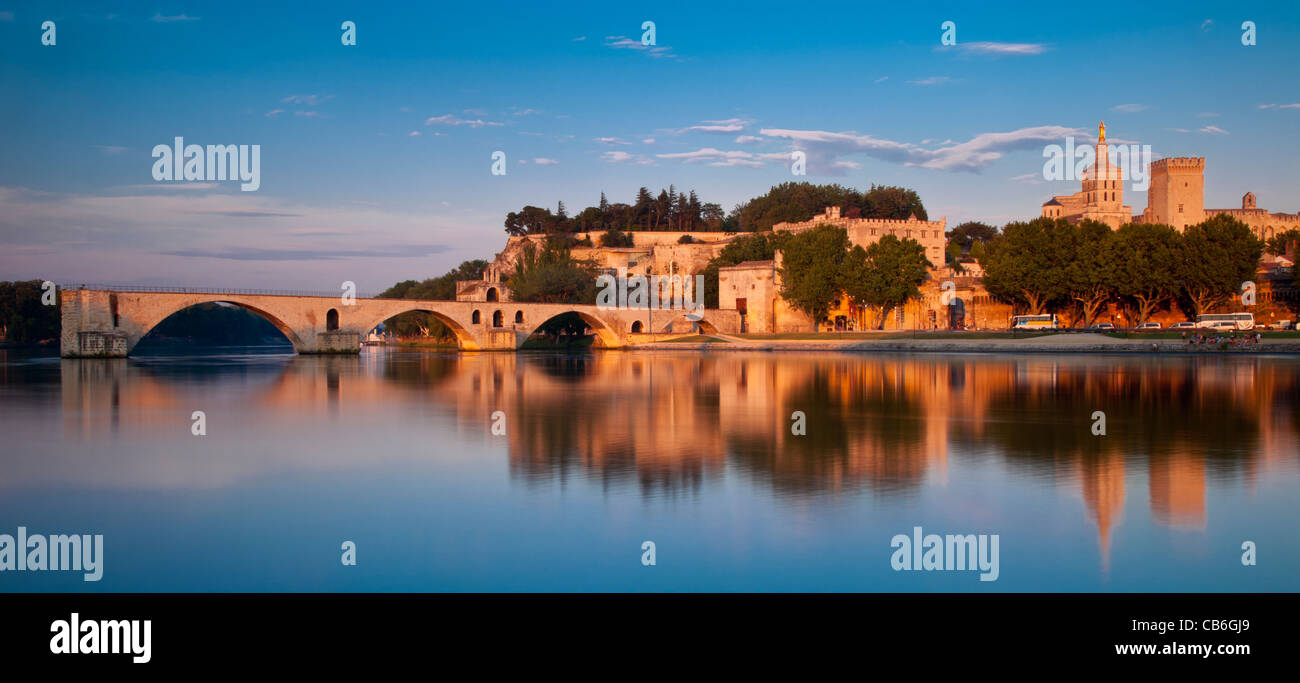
1, 1, 1298, 292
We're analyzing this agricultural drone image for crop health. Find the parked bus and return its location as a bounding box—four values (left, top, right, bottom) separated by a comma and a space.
1194, 312, 1255, 330
1012, 314, 1058, 330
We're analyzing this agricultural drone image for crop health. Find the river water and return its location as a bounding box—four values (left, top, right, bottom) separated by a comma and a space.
1, 346, 1297, 591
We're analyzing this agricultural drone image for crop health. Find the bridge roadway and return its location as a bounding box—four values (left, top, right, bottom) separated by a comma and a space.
59, 286, 737, 357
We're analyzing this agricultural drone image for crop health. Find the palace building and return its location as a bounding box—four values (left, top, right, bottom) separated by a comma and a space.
1042, 123, 1300, 241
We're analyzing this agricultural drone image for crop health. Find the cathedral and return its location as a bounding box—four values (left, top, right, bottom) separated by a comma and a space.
1041, 123, 1300, 242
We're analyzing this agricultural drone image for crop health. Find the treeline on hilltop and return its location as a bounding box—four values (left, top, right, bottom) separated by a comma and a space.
502, 182, 928, 235
0, 281, 60, 345
976, 214, 1282, 325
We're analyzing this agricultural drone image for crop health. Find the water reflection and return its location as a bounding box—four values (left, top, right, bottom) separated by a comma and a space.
3, 348, 1299, 589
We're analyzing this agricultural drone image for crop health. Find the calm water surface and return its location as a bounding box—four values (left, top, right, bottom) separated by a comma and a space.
2, 347, 1298, 591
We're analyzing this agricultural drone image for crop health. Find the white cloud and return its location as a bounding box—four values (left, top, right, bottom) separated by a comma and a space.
1201, 19, 1214, 31
264, 109, 284, 118
1009, 172, 1044, 185
641, 137, 655, 144
594, 137, 631, 145
735, 135, 764, 144
1258, 103, 1300, 109
150, 13, 200, 22
408, 131, 420, 136
941, 42, 1047, 56
908, 76, 954, 86
603, 35, 676, 59
759, 124, 1086, 174
1110, 103, 1149, 113
874, 76, 889, 83
601, 151, 653, 165
424, 114, 504, 127
1199, 125, 1229, 135
513, 108, 542, 116
281, 94, 332, 106
533, 158, 559, 165
572, 36, 586, 41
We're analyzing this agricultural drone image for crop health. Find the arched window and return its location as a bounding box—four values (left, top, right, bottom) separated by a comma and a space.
326, 308, 339, 331
631, 321, 644, 333
486, 287, 498, 302
492, 310, 503, 327
472, 310, 481, 324
514, 311, 524, 324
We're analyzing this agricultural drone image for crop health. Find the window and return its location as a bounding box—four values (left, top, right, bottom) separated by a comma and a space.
472, 310, 481, 324
1178, 204, 1184, 213
514, 311, 524, 324
492, 310, 503, 327
326, 308, 339, 331
631, 321, 643, 333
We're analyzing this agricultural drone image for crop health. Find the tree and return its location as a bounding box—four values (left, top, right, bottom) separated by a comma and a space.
0, 280, 60, 345
777, 224, 851, 329
1063, 220, 1120, 328
507, 238, 599, 304
1114, 223, 1182, 326
600, 228, 635, 248
843, 236, 931, 329
947, 222, 997, 252
702, 232, 782, 308
1177, 214, 1263, 315
377, 260, 490, 340
1265, 228, 1300, 258
977, 218, 1075, 314
728, 182, 928, 231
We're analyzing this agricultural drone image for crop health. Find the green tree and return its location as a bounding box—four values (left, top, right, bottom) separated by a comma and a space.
1265, 228, 1300, 257
1177, 214, 1263, 315
947, 221, 997, 252
843, 236, 931, 329
0, 280, 61, 345
701, 232, 782, 308
1063, 220, 1120, 328
600, 228, 635, 248
508, 238, 599, 304
978, 218, 1075, 315
1114, 223, 1182, 326
777, 224, 851, 329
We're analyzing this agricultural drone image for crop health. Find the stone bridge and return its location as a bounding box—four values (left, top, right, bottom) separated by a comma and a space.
59, 287, 740, 357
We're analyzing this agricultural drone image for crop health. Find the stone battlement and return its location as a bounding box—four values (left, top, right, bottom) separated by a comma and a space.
1151, 157, 1205, 172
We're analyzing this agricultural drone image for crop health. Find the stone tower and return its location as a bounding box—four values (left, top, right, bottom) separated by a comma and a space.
1145, 157, 1205, 230
1242, 192, 1256, 210
1082, 121, 1124, 212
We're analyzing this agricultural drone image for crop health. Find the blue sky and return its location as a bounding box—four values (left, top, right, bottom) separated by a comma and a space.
2, 1, 1298, 290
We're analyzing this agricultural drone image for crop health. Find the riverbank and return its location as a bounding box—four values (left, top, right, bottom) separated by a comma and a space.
630, 332, 1300, 354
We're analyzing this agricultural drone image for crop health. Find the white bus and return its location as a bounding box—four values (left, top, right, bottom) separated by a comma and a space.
1195, 312, 1255, 330
1012, 314, 1058, 330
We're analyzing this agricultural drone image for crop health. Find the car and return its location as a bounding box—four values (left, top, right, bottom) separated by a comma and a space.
1169, 322, 1197, 329
1268, 320, 1294, 330
1137, 322, 1162, 330
1090, 323, 1116, 330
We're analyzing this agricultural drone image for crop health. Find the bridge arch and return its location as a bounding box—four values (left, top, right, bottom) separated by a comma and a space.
131, 298, 305, 354
359, 307, 480, 351
525, 310, 622, 348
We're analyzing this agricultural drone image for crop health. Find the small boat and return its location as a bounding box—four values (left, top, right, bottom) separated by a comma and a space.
362, 332, 386, 346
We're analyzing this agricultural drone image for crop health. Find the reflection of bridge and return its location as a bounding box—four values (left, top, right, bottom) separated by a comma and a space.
60, 286, 738, 357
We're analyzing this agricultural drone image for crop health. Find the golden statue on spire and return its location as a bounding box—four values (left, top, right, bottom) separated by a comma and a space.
1098, 121, 1106, 143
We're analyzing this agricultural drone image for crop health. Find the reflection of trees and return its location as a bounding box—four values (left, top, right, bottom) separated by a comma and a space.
726, 361, 926, 497
965, 360, 1260, 481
